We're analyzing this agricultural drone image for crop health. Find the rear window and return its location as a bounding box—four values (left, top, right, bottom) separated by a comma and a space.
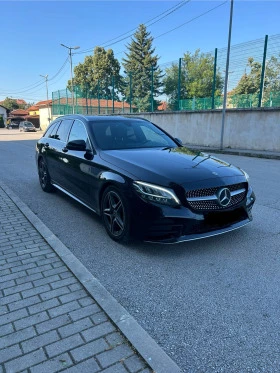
55, 119, 73, 142
44, 121, 60, 138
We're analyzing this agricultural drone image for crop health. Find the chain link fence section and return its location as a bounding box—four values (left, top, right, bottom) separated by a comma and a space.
52, 34, 280, 115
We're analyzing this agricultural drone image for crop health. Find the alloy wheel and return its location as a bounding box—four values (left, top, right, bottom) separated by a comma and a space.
102, 190, 125, 237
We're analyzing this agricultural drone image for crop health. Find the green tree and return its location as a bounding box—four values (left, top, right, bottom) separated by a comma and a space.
69, 47, 124, 100
163, 49, 223, 110
122, 24, 163, 112
230, 56, 280, 107
0, 97, 20, 111
231, 58, 261, 96
162, 62, 187, 110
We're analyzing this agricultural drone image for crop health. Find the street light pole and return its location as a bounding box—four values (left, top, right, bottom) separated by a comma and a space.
40, 74, 50, 126
61, 44, 80, 114
220, 0, 234, 150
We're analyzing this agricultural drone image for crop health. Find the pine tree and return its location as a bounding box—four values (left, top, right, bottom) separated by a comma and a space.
122, 24, 163, 112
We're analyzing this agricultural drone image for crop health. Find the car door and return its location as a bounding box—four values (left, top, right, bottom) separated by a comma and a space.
44, 119, 73, 187
59, 119, 95, 206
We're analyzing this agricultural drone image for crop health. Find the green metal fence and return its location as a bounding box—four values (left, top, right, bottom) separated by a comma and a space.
52, 33, 280, 115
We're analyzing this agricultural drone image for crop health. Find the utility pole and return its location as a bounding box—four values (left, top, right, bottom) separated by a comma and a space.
220, 0, 234, 150
40, 74, 50, 126
61, 44, 80, 114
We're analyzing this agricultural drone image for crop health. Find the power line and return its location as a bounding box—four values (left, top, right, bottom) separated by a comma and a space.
74, 0, 191, 55
0, 57, 69, 96
154, 0, 228, 40
112, 1, 228, 59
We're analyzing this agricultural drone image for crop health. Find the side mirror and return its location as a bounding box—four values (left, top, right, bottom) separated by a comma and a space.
66, 139, 86, 151
174, 137, 183, 146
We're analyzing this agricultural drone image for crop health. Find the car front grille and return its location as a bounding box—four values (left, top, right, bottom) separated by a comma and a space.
186, 183, 247, 211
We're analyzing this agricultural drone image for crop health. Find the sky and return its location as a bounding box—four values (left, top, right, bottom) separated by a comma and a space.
0, 0, 279, 104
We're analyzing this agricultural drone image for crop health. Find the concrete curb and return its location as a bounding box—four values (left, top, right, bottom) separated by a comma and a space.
0, 182, 182, 373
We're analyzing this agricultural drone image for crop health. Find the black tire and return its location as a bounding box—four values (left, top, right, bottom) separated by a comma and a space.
38, 158, 55, 193
101, 186, 131, 243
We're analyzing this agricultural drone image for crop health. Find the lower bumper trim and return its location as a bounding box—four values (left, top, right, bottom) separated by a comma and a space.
144, 218, 251, 244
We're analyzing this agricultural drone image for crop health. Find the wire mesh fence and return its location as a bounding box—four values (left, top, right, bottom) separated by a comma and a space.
52, 34, 280, 115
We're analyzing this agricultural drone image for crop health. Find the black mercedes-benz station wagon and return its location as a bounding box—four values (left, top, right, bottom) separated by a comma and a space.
36, 115, 255, 244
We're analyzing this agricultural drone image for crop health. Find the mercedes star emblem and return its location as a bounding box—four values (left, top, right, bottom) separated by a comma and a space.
217, 188, 231, 207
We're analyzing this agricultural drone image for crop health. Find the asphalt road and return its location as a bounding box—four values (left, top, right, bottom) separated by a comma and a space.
1, 129, 280, 372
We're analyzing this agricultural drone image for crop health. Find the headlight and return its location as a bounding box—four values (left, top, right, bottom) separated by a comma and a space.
241, 169, 250, 182
133, 181, 180, 206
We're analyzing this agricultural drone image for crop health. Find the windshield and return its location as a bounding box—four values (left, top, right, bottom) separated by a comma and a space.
24, 122, 33, 127
90, 119, 178, 150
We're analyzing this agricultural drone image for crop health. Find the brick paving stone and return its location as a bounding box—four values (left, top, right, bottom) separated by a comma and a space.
124, 355, 147, 373
0, 326, 36, 349
40, 286, 70, 301
33, 274, 60, 287
30, 352, 73, 373
50, 276, 76, 289
28, 298, 60, 314
14, 311, 49, 331
43, 266, 69, 277
4, 349, 47, 372
36, 314, 72, 334
0, 279, 16, 289
46, 333, 84, 358
58, 317, 93, 338
91, 311, 109, 325
21, 330, 60, 353
82, 321, 116, 342
59, 289, 87, 304
48, 300, 80, 318
63, 357, 100, 373
0, 307, 28, 325
68, 283, 83, 292
59, 271, 73, 280
0, 345, 22, 364
9, 295, 41, 312
0, 292, 21, 305
78, 297, 94, 307
101, 363, 129, 373
97, 345, 134, 369
70, 338, 109, 363
106, 332, 126, 347
0, 323, 14, 336
0, 305, 8, 316
27, 264, 52, 275
3, 281, 33, 296
7, 254, 30, 263
22, 284, 51, 298
69, 303, 101, 321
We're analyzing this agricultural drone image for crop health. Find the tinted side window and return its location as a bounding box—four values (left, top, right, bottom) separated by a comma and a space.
56, 119, 73, 142
68, 120, 88, 143
44, 121, 60, 138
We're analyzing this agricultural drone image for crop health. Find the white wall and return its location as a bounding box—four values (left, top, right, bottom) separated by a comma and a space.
0, 106, 7, 125
127, 108, 280, 152
39, 107, 52, 130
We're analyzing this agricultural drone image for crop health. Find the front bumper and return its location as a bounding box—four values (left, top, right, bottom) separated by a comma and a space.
133, 188, 256, 244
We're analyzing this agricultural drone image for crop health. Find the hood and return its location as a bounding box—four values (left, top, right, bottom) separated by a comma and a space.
100, 147, 245, 187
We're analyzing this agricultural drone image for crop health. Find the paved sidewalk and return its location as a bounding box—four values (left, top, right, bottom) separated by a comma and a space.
0, 184, 181, 373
